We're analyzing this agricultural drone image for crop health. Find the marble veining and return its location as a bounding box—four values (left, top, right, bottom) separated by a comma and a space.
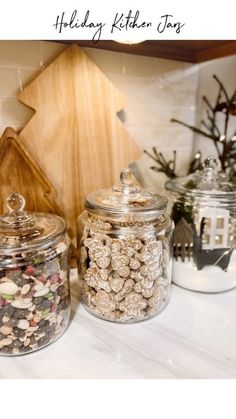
0, 269, 235, 379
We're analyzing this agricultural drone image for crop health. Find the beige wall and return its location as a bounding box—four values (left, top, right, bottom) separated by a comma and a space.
0, 41, 198, 192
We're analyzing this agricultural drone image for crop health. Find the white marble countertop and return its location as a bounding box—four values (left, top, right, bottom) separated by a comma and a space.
0, 269, 236, 379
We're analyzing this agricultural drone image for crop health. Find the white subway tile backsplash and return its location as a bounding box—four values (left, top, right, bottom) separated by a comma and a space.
0, 68, 19, 97
110, 75, 159, 104
124, 53, 158, 77
152, 83, 198, 108
110, 71, 198, 110
41, 41, 68, 68
1, 97, 33, 126
122, 103, 195, 127
155, 58, 191, 75
18, 69, 41, 90
126, 125, 193, 150
0, 41, 42, 69
0, 124, 25, 138
84, 47, 125, 75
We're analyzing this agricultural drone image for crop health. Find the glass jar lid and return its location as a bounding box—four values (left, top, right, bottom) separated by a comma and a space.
85, 169, 167, 218
0, 193, 66, 252
165, 157, 236, 201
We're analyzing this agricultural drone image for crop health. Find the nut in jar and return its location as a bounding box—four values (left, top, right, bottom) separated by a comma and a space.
77, 169, 174, 323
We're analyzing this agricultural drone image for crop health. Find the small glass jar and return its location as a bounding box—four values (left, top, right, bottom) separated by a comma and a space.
77, 169, 174, 323
165, 157, 236, 293
0, 194, 71, 355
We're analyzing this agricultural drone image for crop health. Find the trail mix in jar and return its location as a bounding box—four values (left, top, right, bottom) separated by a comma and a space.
0, 249, 70, 355
0, 193, 71, 355
79, 214, 172, 323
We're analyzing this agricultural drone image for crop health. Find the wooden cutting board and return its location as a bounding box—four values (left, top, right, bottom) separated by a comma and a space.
18, 44, 141, 240
0, 127, 62, 216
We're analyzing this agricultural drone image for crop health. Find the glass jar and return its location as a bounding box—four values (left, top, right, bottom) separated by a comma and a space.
77, 169, 174, 323
165, 157, 236, 293
0, 194, 71, 355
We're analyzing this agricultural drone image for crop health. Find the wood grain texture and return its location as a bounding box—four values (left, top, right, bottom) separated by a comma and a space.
18, 44, 141, 238
0, 127, 62, 215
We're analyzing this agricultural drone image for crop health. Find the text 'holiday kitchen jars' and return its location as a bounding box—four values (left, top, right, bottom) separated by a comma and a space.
77, 169, 174, 323
0, 194, 71, 355
165, 157, 236, 293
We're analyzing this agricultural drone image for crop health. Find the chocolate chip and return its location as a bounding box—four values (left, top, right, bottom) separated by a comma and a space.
14, 309, 30, 319
5, 318, 18, 327
13, 327, 25, 338
38, 300, 51, 310
33, 297, 43, 306
1, 305, 15, 318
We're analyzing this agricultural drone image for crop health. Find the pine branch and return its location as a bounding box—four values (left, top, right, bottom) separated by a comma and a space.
230, 89, 236, 104
208, 117, 221, 139
144, 149, 159, 164
203, 96, 214, 113
152, 147, 159, 159
168, 75, 236, 181
213, 74, 230, 104
188, 151, 202, 174
201, 119, 212, 132
171, 118, 220, 142
157, 151, 168, 166
215, 85, 223, 108
145, 149, 178, 179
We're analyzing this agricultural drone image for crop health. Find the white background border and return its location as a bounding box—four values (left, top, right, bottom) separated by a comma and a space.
0, 0, 235, 40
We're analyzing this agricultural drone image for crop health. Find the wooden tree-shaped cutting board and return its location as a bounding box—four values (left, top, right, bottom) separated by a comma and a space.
18, 44, 141, 238
0, 127, 62, 215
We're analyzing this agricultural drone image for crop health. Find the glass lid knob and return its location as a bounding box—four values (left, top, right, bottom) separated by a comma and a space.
0, 193, 35, 229
6, 193, 26, 213
118, 168, 141, 194
197, 156, 221, 189
120, 169, 135, 186
202, 156, 220, 171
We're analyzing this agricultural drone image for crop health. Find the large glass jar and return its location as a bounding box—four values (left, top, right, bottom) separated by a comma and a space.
165, 157, 236, 293
77, 169, 174, 323
0, 194, 71, 355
